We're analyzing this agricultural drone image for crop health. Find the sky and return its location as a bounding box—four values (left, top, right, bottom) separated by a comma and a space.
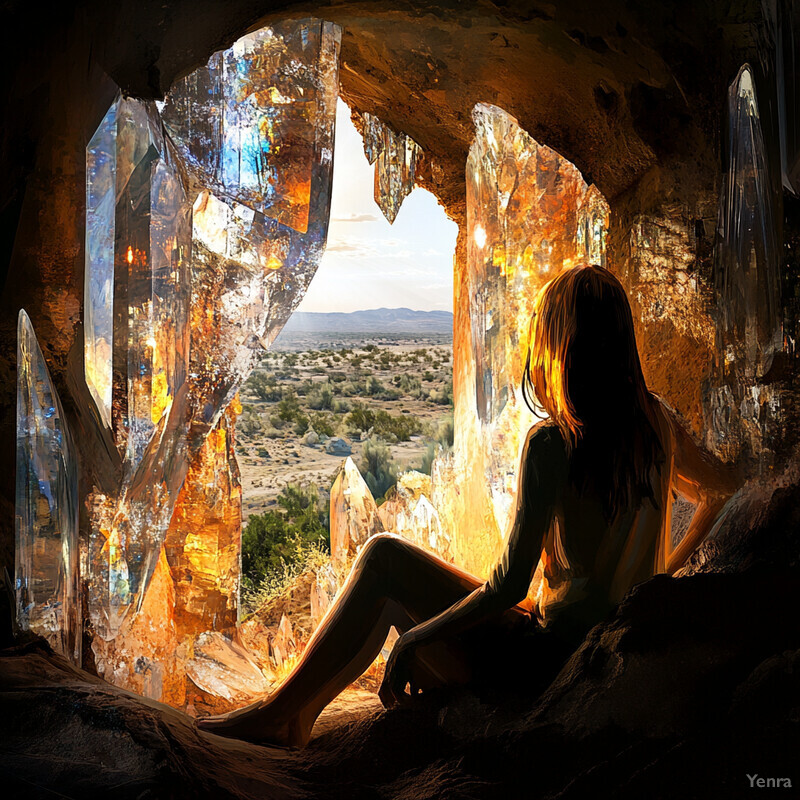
295, 100, 458, 314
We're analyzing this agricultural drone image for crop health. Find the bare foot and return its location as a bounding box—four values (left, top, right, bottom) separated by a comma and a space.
196, 698, 311, 747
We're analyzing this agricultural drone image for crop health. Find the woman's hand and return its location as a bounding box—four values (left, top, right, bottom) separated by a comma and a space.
378, 633, 421, 708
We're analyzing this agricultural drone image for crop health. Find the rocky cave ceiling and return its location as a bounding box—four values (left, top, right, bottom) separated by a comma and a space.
2, 0, 763, 233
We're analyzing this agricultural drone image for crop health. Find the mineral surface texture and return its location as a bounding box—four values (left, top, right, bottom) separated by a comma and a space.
15, 310, 80, 665
716, 64, 781, 381
329, 456, 382, 565
84, 18, 341, 706
708, 64, 784, 461
360, 112, 421, 224
443, 103, 609, 580
85, 94, 193, 640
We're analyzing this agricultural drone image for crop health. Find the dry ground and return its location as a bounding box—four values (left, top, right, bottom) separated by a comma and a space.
237, 334, 453, 521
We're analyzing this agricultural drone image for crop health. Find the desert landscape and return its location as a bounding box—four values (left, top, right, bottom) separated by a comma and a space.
235, 310, 454, 601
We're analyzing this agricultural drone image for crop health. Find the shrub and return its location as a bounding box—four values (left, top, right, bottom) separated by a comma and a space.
346, 402, 375, 433
240, 484, 330, 606
247, 371, 281, 401
358, 437, 398, 501
309, 411, 335, 437
418, 442, 438, 475
331, 398, 351, 414
239, 411, 263, 436
307, 383, 334, 410
346, 402, 422, 442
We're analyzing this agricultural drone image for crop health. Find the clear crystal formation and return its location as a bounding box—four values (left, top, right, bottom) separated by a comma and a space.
329, 457, 382, 564
716, 64, 782, 379
173, 18, 340, 437
15, 310, 80, 665
438, 103, 610, 577
85, 96, 193, 639
163, 20, 340, 234
86, 20, 341, 648
360, 112, 421, 224
85, 95, 191, 466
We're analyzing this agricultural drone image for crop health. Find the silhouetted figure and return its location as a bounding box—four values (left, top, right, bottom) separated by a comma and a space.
198, 265, 738, 747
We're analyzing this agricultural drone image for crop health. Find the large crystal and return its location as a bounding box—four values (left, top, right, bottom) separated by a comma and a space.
716, 64, 782, 379
87, 20, 341, 644
85, 94, 192, 467
762, 0, 800, 194
15, 310, 80, 664
86, 95, 192, 639
163, 19, 341, 233
186, 631, 273, 705
360, 114, 421, 224
177, 19, 341, 434
439, 103, 609, 579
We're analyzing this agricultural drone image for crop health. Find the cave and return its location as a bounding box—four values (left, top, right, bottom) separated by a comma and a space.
2, 1, 800, 798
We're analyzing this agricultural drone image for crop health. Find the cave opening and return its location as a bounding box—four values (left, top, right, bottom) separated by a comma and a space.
8, 5, 800, 787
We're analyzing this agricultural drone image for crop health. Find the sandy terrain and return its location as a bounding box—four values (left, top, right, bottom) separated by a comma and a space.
236, 337, 453, 521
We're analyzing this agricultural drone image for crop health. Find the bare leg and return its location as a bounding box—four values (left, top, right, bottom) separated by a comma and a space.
198, 534, 527, 746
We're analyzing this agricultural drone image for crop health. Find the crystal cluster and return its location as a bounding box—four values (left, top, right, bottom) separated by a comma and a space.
441, 103, 609, 579
361, 112, 421, 224
165, 19, 341, 427
85, 96, 191, 459
15, 310, 80, 665
83, 17, 341, 667
85, 95, 193, 640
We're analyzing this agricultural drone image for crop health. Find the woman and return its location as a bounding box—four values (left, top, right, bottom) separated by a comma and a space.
199, 265, 738, 747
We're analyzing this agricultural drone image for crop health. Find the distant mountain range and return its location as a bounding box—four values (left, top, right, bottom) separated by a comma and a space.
280, 308, 453, 334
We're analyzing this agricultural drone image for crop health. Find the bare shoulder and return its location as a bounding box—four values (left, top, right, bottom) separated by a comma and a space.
523, 419, 567, 468
649, 393, 740, 496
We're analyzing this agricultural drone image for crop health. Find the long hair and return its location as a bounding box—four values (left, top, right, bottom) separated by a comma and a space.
522, 265, 664, 521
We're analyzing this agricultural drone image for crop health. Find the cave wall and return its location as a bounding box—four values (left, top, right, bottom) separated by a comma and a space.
2, 0, 797, 587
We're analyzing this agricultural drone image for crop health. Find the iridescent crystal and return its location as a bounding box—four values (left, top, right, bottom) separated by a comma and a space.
360, 114, 421, 224
15, 310, 81, 664
163, 19, 341, 233
87, 20, 340, 644
716, 64, 781, 379
86, 95, 192, 639
85, 94, 191, 467
362, 112, 381, 165
186, 632, 272, 704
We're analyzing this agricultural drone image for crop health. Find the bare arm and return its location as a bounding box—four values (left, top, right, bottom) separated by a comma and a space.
661, 403, 740, 574
401, 425, 561, 648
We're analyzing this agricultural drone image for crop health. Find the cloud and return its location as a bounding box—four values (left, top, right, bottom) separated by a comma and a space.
331, 212, 380, 223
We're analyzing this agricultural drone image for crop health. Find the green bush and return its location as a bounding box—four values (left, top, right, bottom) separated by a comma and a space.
309, 412, 335, 437
346, 402, 422, 442
247, 371, 281, 401
307, 383, 334, 410
240, 484, 330, 604
358, 437, 398, 501
418, 442, 438, 475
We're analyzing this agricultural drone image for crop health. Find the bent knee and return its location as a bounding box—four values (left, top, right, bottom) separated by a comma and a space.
359, 532, 403, 566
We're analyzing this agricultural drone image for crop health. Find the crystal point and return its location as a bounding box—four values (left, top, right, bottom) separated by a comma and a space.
329, 457, 383, 564
15, 310, 81, 665
360, 113, 421, 224
716, 64, 782, 379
